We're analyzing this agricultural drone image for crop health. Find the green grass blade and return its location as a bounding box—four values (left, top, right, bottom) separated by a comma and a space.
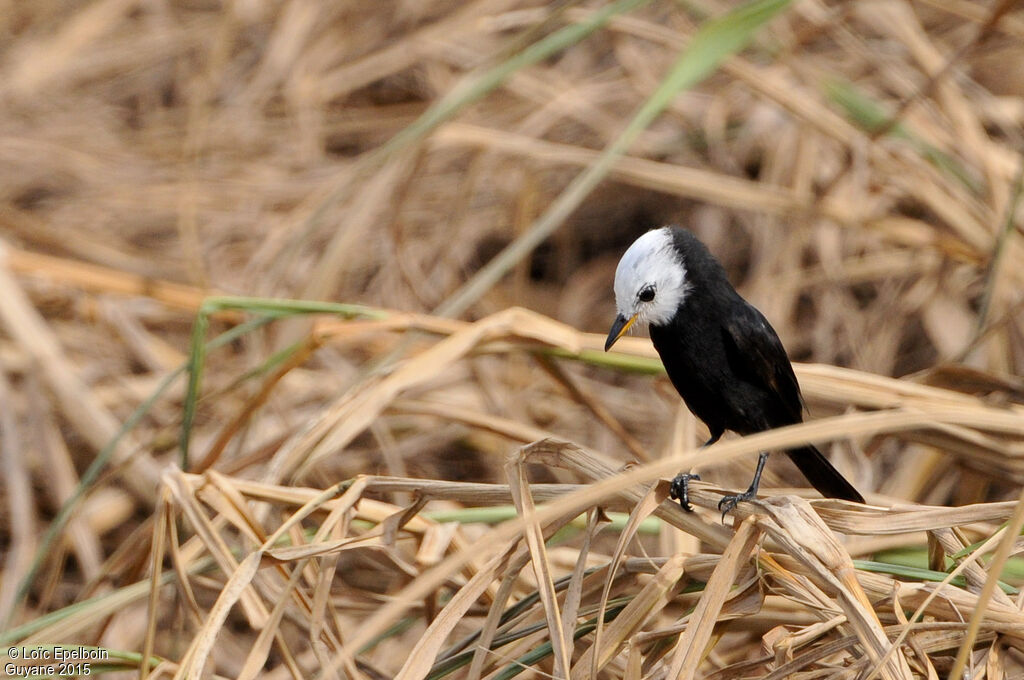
822, 78, 980, 193
488, 606, 628, 680
6, 368, 185, 631
178, 297, 388, 467
3, 570, 177, 644
424, 506, 661, 534
379, 0, 652, 162
179, 305, 209, 468
291, 0, 654, 264
436, 0, 794, 319
9, 307, 305, 627
854, 558, 1018, 595
197, 296, 388, 319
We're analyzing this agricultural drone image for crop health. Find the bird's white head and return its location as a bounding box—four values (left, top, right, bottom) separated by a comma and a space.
605, 227, 689, 350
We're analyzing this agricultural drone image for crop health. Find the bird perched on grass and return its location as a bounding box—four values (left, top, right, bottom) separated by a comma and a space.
604, 226, 864, 517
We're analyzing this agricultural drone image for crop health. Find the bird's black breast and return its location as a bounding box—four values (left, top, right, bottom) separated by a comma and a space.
650, 295, 755, 437
649, 230, 804, 437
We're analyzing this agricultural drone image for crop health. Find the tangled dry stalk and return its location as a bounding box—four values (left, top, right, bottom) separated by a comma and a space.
1, 0, 1024, 678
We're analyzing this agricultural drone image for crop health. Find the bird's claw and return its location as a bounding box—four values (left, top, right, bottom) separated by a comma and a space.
717, 489, 757, 522
669, 473, 701, 512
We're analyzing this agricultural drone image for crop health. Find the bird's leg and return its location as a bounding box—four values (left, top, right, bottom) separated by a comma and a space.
718, 451, 770, 521
669, 473, 700, 512
668, 433, 721, 512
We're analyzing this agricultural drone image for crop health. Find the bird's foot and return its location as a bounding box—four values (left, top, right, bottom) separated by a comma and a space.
669, 473, 701, 512
717, 489, 757, 522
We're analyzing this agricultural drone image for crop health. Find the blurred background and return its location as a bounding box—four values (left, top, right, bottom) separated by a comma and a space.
3, 0, 1021, 359
2, 0, 1024, 670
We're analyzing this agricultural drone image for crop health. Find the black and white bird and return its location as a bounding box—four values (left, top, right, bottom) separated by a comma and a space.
604, 226, 864, 516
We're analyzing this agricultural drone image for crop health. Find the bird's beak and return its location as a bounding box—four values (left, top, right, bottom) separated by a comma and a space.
604, 313, 638, 351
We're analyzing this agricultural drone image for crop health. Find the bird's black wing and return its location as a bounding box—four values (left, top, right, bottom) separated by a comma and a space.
721, 302, 865, 503
720, 302, 804, 424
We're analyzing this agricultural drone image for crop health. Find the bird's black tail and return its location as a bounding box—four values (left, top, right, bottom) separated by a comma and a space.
784, 445, 865, 503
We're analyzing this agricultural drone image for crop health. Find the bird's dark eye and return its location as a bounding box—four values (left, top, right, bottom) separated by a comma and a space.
638, 287, 655, 303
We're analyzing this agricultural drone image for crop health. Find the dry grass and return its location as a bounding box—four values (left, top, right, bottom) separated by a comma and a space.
2, 0, 1024, 678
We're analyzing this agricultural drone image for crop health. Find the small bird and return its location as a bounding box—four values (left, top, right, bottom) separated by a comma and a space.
604, 226, 864, 516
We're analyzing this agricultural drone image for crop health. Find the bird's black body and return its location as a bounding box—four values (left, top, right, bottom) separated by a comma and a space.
649, 229, 804, 440
608, 227, 864, 513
